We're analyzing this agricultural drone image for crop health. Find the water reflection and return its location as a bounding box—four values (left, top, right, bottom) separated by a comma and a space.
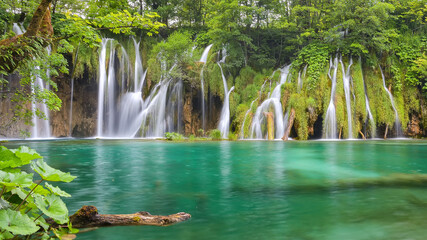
2, 140, 427, 240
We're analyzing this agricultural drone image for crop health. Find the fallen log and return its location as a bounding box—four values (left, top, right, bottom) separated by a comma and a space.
49, 206, 191, 228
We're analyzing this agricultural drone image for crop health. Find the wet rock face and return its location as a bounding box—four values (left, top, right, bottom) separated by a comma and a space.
0, 72, 98, 138
50, 74, 98, 138
0, 74, 31, 138
406, 113, 424, 138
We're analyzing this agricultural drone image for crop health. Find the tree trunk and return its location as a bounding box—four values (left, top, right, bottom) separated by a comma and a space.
384, 124, 389, 139
264, 112, 274, 140
49, 206, 191, 228
359, 130, 366, 140
0, 0, 53, 73
282, 108, 295, 141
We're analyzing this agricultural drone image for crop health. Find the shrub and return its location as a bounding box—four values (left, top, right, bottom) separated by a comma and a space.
209, 129, 222, 140
0, 146, 77, 239
164, 132, 184, 141
228, 132, 237, 141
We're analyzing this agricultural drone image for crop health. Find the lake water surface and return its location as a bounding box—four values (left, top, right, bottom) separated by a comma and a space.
4, 140, 427, 240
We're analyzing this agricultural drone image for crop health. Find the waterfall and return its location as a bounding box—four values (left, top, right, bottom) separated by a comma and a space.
379, 66, 402, 137
249, 65, 291, 139
106, 41, 116, 136
140, 80, 171, 137
13, 23, 51, 138
30, 68, 52, 138
340, 57, 354, 139
166, 80, 183, 133
240, 79, 269, 139
217, 62, 234, 138
297, 65, 307, 92
68, 44, 79, 137
360, 58, 375, 138
324, 56, 339, 139
199, 44, 213, 130
96, 39, 110, 137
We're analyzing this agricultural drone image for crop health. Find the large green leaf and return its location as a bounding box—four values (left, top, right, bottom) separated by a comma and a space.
45, 183, 71, 197
0, 230, 13, 240
0, 146, 42, 169
34, 195, 69, 224
0, 199, 10, 210
0, 209, 39, 235
31, 159, 76, 182
0, 171, 33, 189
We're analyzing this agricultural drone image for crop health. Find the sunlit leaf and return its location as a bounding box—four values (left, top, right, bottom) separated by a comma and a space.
0, 209, 39, 235
31, 159, 76, 182
45, 183, 71, 197
34, 195, 69, 224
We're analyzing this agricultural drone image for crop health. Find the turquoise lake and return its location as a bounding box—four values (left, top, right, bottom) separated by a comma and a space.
4, 140, 427, 240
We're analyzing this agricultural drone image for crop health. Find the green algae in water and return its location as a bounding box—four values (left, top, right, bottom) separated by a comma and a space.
4, 140, 427, 240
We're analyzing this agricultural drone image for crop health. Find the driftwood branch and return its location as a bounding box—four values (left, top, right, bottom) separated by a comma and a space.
49, 206, 191, 229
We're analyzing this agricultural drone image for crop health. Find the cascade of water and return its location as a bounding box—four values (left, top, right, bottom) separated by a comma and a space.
297, 65, 307, 92
217, 62, 234, 138
379, 65, 402, 137
31, 69, 52, 138
324, 56, 339, 139
13, 23, 51, 138
340, 56, 354, 138
68, 45, 79, 136
249, 65, 291, 139
115, 39, 146, 137
240, 79, 269, 139
200, 44, 213, 63
132, 38, 146, 92
359, 58, 375, 138
199, 44, 213, 130
120, 46, 131, 93
106, 41, 116, 136
96, 39, 110, 137
140, 80, 171, 137
166, 80, 183, 133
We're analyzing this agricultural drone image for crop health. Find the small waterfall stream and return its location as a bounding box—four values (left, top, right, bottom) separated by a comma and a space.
324, 56, 339, 139
379, 66, 402, 137
240, 79, 269, 139
96, 39, 110, 137
199, 44, 213, 131
340, 57, 354, 138
249, 65, 291, 139
13, 23, 51, 138
217, 60, 234, 138
360, 58, 375, 138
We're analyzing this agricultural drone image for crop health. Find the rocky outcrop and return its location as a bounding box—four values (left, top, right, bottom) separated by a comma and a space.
50, 73, 98, 137
0, 74, 31, 138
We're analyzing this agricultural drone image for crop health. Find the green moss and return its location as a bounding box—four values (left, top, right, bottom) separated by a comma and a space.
365, 67, 395, 127
288, 93, 308, 140
351, 60, 367, 137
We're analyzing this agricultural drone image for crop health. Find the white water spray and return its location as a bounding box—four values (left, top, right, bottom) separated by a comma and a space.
324, 56, 339, 139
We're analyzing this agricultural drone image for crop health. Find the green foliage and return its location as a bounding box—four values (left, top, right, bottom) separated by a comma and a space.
293, 43, 330, 90
209, 129, 222, 140
148, 31, 195, 84
0, 146, 76, 239
164, 132, 184, 141
228, 132, 237, 141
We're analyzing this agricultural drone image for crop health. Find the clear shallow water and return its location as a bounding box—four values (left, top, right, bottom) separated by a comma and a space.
4, 140, 427, 240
